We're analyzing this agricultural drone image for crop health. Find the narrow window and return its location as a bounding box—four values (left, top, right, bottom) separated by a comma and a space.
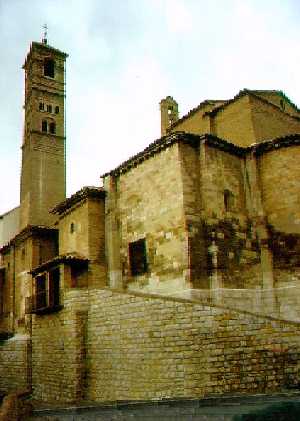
47, 104, 52, 113
49, 268, 60, 307
39, 102, 44, 111
70, 222, 75, 233
49, 122, 56, 134
55, 106, 59, 114
42, 120, 48, 132
129, 239, 147, 276
36, 274, 47, 309
224, 189, 234, 212
0, 269, 5, 316
44, 58, 55, 78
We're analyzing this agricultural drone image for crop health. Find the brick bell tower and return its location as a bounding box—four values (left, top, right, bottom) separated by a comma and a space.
20, 37, 68, 230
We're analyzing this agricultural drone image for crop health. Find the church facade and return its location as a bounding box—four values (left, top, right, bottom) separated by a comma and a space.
1, 40, 300, 403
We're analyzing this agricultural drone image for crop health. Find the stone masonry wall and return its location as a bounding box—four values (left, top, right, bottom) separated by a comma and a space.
31, 290, 89, 402
258, 145, 300, 234
213, 95, 256, 147
12, 287, 300, 403
0, 334, 30, 393
86, 289, 300, 402
250, 95, 300, 143
178, 142, 261, 289
117, 143, 189, 293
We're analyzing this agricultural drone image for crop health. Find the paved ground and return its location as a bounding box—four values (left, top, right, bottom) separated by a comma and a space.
27, 392, 300, 420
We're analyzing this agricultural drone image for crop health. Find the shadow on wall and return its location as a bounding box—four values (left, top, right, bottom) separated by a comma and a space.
234, 402, 300, 421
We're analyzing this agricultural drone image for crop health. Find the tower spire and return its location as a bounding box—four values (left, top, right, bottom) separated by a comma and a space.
42, 23, 48, 44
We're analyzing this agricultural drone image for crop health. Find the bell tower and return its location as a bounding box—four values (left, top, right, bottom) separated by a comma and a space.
20, 40, 68, 230
160, 96, 179, 136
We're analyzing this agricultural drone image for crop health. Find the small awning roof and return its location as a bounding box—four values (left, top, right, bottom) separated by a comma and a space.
30, 253, 89, 276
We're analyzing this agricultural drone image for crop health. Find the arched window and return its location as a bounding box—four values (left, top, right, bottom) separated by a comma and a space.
42, 120, 48, 132
44, 58, 55, 78
49, 122, 56, 134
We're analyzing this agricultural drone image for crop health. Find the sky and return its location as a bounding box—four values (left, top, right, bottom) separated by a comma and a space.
0, 0, 299, 214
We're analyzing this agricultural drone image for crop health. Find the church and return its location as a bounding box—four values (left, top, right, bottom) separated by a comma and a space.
1, 39, 300, 404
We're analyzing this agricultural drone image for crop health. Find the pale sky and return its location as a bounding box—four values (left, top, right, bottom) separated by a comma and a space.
0, 0, 299, 214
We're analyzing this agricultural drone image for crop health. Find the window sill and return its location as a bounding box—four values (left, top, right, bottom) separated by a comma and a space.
33, 304, 63, 315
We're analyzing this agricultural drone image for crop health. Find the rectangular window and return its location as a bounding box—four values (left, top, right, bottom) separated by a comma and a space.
36, 274, 47, 309
44, 59, 55, 78
34, 268, 60, 312
47, 104, 52, 113
42, 120, 48, 132
129, 238, 147, 276
39, 102, 44, 111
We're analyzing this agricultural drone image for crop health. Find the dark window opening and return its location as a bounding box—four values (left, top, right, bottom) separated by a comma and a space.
224, 189, 234, 212
47, 104, 52, 113
55, 106, 59, 114
39, 102, 44, 111
49, 268, 60, 307
42, 120, 48, 132
36, 274, 47, 309
0, 270, 5, 316
49, 122, 56, 134
44, 58, 55, 78
129, 238, 147, 276
70, 222, 75, 234
33, 268, 60, 313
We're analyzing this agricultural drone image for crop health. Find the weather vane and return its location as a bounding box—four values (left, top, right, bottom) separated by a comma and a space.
42, 23, 48, 44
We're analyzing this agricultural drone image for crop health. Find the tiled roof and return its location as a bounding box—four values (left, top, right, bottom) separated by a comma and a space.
51, 186, 105, 215
250, 133, 300, 156
30, 252, 89, 276
102, 132, 247, 178
169, 99, 225, 129
102, 131, 300, 179
203, 89, 300, 119
0, 225, 57, 252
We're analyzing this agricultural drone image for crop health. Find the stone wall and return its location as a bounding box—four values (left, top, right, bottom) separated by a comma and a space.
250, 95, 300, 143
3, 287, 300, 403
31, 290, 88, 402
213, 95, 256, 147
258, 145, 300, 234
116, 143, 189, 293
178, 141, 261, 289
0, 334, 30, 393
171, 286, 300, 323
86, 289, 300, 401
